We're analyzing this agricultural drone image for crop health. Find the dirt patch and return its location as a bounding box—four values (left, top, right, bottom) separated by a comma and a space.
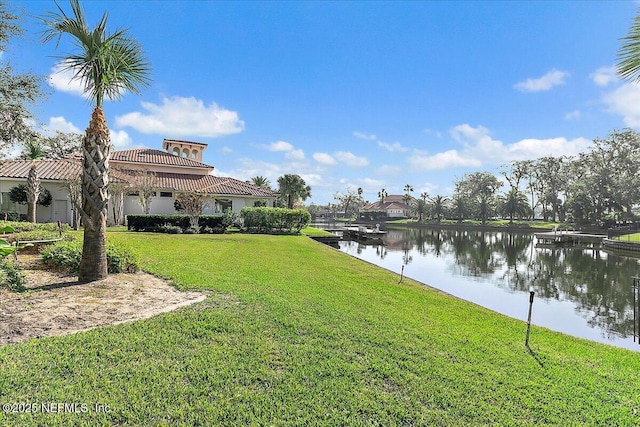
0, 255, 208, 344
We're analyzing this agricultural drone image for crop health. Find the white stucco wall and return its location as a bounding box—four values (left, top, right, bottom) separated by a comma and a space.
0, 179, 74, 225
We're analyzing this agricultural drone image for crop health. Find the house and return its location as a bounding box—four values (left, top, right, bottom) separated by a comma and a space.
0, 138, 278, 225
360, 195, 414, 218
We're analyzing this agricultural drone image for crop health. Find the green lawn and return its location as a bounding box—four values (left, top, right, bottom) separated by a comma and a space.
1, 232, 639, 425
613, 232, 640, 242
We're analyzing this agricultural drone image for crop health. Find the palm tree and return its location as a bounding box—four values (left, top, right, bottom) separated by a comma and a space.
22, 138, 43, 223
251, 176, 271, 189
430, 195, 448, 223
277, 174, 311, 209
618, 9, 640, 82
378, 188, 387, 203
42, 0, 151, 282
412, 198, 428, 222
403, 184, 414, 205
498, 189, 531, 224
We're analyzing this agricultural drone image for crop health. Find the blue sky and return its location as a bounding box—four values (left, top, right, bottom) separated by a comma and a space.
10, 1, 640, 204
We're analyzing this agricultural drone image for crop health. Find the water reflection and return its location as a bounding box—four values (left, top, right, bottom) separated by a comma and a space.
339, 228, 640, 350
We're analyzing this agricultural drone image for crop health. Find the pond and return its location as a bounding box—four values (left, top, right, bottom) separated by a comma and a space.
334, 227, 640, 351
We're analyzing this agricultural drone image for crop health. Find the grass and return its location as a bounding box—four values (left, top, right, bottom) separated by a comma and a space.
1, 232, 640, 425
300, 226, 334, 236
613, 232, 640, 242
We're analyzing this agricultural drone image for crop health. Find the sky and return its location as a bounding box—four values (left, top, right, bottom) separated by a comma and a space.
9, 1, 640, 205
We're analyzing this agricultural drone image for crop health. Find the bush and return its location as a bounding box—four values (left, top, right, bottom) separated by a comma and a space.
0, 212, 24, 222
8, 184, 52, 207
0, 221, 72, 234
41, 241, 139, 274
241, 207, 311, 233
127, 214, 225, 233
0, 260, 26, 291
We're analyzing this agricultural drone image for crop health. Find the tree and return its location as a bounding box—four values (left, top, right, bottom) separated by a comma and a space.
430, 195, 448, 223
334, 187, 365, 219
42, 0, 151, 282
0, 3, 44, 156
454, 172, 502, 224
378, 188, 388, 203
130, 169, 157, 214
251, 176, 271, 189
412, 198, 428, 222
40, 131, 83, 159
9, 184, 52, 207
498, 189, 531, 224
403, 184, 414, 205
174, 191, 212, 232
618, 8, 640, 83
22, 138, 43, 222
277, 174, 311, 209
61, 176, 82, 230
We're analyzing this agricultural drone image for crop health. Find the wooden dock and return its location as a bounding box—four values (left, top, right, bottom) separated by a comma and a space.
534, 230, 607, 248
342, 226, 387, 243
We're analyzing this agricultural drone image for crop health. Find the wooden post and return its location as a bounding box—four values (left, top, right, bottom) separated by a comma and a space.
398, 265, 404, 284
525, 291, 535, 346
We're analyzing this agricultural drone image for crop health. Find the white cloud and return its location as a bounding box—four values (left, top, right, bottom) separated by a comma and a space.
285, 149, 306, 161
603, 83, 640, 127
110, 130, 136, 149
591, 66, 617, 87
377, 164, 402, 175
48, 62, 86, 97
353, 131, 377, 141
411, 123, 592, 171
268, 140, 294, 152
504, 137, 591, 159
354, 130, 408, 152
450, 124, 492, 144
46, 116, 82, 134
564, 110, 581, 121
409, 149, 482, 171
219, 146, 234, 154
377, 140, 408, 152
313, 152, 336, 165
116, 96, 244, 138
514, 69, 569, 93
335, 151, 369, 167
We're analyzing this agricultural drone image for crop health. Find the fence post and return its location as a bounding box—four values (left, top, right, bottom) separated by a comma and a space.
525, 291, 535, 346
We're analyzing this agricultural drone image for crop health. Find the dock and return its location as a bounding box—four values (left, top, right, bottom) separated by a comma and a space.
534, 230, 607, 248
342, 226, 387, 243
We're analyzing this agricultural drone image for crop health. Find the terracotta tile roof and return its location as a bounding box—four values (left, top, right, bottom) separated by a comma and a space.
1, 155, 277, 198
110, 148, 213, 169
0, 159, 82, 181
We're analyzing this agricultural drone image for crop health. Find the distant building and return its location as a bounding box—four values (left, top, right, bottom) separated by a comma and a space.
360, 195, 414, 218
0, 138, 278, 224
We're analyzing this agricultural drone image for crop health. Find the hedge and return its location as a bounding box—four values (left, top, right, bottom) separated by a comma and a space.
241, 207, 310, 233
127, 214, 225, 233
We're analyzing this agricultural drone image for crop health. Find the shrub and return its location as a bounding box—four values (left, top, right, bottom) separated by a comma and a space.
241, 207, 311, 233
0, 212, 24, 222
127, 214, 225, 233
0, 260, 26, 291
41, 241, 139, 274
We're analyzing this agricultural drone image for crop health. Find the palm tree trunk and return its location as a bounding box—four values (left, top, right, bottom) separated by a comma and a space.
26, 162, 40, 223
78, 107, 111, 282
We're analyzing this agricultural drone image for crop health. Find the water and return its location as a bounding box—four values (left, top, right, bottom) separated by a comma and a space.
333, 227, 640, 351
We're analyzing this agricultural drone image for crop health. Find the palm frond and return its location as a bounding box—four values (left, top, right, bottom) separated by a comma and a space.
618, 10, 640, 83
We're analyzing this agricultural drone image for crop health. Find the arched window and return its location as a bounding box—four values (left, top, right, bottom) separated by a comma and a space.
191, 149, 197, 159
172, 148, 179, 156
181, 148, 188, 158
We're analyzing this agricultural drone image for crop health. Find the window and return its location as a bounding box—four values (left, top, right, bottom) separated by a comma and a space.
160, 192, 172, 198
